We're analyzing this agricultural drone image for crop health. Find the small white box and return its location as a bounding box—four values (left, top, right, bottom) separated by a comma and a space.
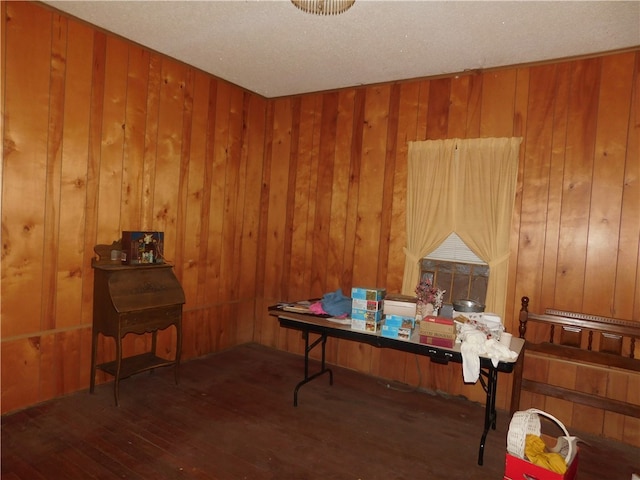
383, 294, 417, 318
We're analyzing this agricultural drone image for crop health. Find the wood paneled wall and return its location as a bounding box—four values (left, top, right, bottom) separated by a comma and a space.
255, 55, 640, 446
1, 1, 265, 411
2, 2, 639, 447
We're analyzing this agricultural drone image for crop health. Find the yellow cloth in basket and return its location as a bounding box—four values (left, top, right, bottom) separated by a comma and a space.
525, 434, 568, 474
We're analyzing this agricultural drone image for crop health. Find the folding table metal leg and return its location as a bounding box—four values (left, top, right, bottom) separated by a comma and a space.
293, 330, 333, 406
477, 366, 498, 465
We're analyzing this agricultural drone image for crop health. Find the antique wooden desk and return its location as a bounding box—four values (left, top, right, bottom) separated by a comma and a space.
268, 304, 524, 466
90, 260, 185, 406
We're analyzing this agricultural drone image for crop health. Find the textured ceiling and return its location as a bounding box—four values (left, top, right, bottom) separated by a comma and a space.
42, 0, 640, 98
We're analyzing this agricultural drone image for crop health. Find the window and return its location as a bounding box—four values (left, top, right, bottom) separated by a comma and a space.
419, 233, 489, 304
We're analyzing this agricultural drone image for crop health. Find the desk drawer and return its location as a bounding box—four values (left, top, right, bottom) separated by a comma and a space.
119, 305, 182, 332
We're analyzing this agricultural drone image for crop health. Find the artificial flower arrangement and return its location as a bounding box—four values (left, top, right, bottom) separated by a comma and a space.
415, 277, 446, 315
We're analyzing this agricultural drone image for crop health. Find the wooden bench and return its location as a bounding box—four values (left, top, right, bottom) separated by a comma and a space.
510, 296, 640, 419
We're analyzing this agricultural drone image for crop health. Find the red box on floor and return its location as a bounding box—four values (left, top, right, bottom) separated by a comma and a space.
504, 448, 579, 480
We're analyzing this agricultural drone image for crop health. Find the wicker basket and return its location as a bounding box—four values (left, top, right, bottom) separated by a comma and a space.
507, 408, 572, 463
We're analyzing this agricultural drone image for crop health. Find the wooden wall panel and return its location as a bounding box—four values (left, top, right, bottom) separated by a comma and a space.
120, 45, 150, 232
412, 81, 428, 139
555, 59, 600, 312
448, 75, 472, 139
220, 86, 244, 303
39, 329, 82, 402
259, 97, 293, 347
376, 84, 401, 289
79, 30, 106, 328
385, 83, 417, 294
289, 95, 319, 301
479, 70, 518, 137
205, 80, 230, 304
326, 89, 356, 293
584, 53, 634, 317
426, 78, 451, 139
237, 93, 267, 344
96, 35, 128, 244
173, 67, 193, 284
2, 2, 51, 337
515, 65, 558, 312
615, 53, 640, 320
341, 89, 366, 293
2, 1, 639, 449
311, 92, 338, 297
56, 19, 94, 330
353, 85, 390, 287
181, 71, 209, 309
0, 1, 4, 182
140, 54, 162, 228
539, 63, 572, 310
41, 12, 67, 332
302, 94, 323, 300
0, 337, 41, 412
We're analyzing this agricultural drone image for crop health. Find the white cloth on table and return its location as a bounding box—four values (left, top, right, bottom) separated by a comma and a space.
457, 323, 518, 383
460, 329, 486, 382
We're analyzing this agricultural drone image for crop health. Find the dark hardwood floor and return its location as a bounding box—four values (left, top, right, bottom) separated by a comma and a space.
2, 343, 639, 479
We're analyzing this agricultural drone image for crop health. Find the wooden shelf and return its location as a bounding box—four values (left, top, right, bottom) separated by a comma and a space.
97, 352, 177, 380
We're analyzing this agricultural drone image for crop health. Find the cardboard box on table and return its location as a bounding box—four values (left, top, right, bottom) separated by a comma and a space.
352, 299, 383, 311
383, 294, 417, 318
351, 287, 386, 301
419, 334, 456, 348
351, 308, 383, 322
381, 315, 415, 340
351, 318, 382, 333
504, 434, 579, 480
351, 309, 383, 333
419, 315, 456, 348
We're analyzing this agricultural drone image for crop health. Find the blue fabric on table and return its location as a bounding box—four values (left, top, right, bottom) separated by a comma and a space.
321, 288, 352, 317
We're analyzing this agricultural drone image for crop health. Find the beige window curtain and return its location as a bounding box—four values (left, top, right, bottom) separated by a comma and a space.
402, 137, 522, 320
402, 139, 457, 293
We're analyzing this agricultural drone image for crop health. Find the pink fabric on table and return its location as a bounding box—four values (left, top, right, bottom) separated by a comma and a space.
309, 301, 327, 315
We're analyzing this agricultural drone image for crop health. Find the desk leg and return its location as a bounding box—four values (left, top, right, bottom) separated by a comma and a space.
293, 331, 333, 407
114, 336, 122, 407
477, 366, 498, 465
150, 330, 158, 376
89, 330, 98, 394
174, 321, 182, 385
